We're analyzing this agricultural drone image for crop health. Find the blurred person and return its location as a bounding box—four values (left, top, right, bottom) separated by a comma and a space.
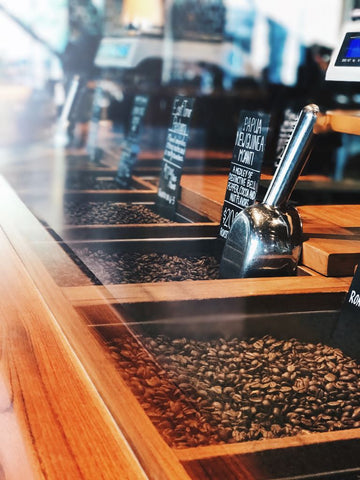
60, 2, 103, 146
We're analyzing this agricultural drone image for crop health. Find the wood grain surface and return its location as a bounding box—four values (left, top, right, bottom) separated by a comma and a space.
0, 227, 147, 480
0, 175, 192, 480
299, 205, 360, 276
63, 276, 350, 306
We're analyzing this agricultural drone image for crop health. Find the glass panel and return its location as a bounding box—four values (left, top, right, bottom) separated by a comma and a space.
1, 1, 360, 479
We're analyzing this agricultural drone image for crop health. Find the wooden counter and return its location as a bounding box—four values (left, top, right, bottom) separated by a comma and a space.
0, 180, 149, 479
1, 157, 360, 479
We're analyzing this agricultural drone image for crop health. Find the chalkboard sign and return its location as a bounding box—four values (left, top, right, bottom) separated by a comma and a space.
275, 108, 299, 167
219, 110, 270, 240
332, 265, 360, 359
156, 96, 195, 219
116, 95, 149, 187
87, 85, 104, 162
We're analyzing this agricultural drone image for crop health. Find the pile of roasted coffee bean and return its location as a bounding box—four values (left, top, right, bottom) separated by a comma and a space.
108, 333, 360, 447
74, 248, 219, 284
108, 332, 217, 448
64, 201, 173, 225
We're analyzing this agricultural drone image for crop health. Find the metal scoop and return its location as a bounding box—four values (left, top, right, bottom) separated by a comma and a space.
220, 104, 320, 278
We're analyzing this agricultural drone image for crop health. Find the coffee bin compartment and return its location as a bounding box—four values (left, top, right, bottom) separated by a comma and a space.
60, 198, 214, 228
59, 237, 317, 287
65, 170, 154, 191
63, 237, 222, 286
78, 300, 360, 478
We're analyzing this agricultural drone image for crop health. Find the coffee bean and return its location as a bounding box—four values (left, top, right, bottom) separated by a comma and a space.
64, 201, 173, 225
66, 175, 142, 191
324, 373, 336, 382
273, 407, 281, 417
74, 248, 220, 284
106, 333, 360, 448
352, 407, 360, 420
210, 386, 222, 395
280, 386, 292, 393
341, 374, 357, 382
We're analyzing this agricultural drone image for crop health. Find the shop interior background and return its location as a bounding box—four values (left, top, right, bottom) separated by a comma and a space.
0, 0, 359, 180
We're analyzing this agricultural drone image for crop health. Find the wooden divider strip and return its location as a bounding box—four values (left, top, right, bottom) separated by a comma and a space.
62, 276, 349, 306
175, 428, 360, 462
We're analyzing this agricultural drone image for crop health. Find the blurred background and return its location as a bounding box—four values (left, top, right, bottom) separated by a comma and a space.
0, 0, 359, 178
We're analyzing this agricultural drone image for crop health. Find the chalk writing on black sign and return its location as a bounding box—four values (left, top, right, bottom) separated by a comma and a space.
116, 95, 149, 187
127, 95, 149, 143
332, 266, 360, 359
87, 85, 103, 162
275, 108, 299, 167
156, 96, 195, 219
219, 111, 270, 240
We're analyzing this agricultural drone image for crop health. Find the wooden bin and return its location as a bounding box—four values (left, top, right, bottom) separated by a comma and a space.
71, 297, 360, 480
55, 200, 218, 241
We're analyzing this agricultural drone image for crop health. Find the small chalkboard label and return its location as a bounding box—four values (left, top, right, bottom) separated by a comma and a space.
87, 85, 104, 162
219, 110, 270, 240
156, 96, 195, 219
275, 108, 299, 167
332, 265, 360, 358
116, 94, 149, 187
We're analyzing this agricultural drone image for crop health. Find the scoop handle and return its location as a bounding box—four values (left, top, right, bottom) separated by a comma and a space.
263, 104, 319, 208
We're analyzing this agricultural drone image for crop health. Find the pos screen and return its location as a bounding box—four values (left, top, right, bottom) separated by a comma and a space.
345, 36, 360, 58
335, 32, 360, 65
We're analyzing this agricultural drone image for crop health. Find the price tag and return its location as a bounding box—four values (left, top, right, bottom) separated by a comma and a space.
87, 85, 104, 162
156, 96, 195, 219
219, 110, 270, 240
332, 265, 360, 358
116, 95, 149, 187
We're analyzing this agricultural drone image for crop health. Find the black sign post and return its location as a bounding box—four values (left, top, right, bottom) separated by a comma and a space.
219, 110, 270, 240
87, 85, 104, 162
156, 96, 195, 219
332, 266, 360, 359
116, 95, 149, 188
275, 108, 299, 168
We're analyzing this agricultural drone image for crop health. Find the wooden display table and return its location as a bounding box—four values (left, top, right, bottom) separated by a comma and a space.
3, 102, 360, 478
0, 181, 147, 479
1, 172, 360, 479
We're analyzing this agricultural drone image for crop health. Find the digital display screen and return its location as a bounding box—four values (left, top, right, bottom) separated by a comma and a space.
102, 43, 131, 58
96, 41, 132, 62
334, 32, 360, 68
116, 43, 131, 58
345, 36, 360, 58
